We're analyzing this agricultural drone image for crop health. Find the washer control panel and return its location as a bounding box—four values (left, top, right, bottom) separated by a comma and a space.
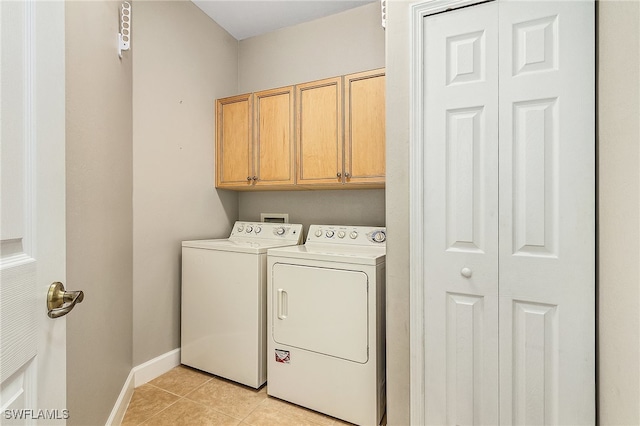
305, 225, 386, 246
230, 221, 302, 243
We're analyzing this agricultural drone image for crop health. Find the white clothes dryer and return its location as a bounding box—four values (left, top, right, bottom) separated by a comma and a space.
267, 224, 386, 426
181, 221, 302, 388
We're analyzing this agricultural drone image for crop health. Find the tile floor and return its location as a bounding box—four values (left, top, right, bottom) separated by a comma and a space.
122, 365, 370, 426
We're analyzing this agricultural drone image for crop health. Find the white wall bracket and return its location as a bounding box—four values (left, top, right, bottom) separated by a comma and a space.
118, 1, 131, 59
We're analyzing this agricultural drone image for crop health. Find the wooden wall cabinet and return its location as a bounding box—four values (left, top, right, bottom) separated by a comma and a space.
215, 93, 252, 189
215, 69, 385, 191
253, 86, 295, 188
216, 87, 295, 190
296, 69, 385, 189
296, 76, 343, 186
344, 69, 386, 187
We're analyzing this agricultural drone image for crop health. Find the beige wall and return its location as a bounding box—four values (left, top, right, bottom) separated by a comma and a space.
237, 2, 386, 231
132, 1, 239, 366
598, 1, 640, 424
238, 2, 384, 93
386, 1, 640, 425
385, 1, 412, 424
65, 1, 133, 424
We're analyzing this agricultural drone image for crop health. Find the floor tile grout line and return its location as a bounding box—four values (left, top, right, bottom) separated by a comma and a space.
181, 394, 248, 423
124, 385, 180, 426
134, 396, 182, 426
143, 382, 186, 399
147, 370, 214, 397
126, 376, 210, 426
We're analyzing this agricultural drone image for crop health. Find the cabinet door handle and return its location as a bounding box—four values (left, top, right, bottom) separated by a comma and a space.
252, 176, 258, 181
345, 172, 351, 178
337, 172, 342, 178
247, 176, 251, 181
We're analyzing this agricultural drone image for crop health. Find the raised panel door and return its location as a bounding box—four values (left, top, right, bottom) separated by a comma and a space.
423, 3, 500, 424
254, 86, 295, 187
498, 2, 595, 423
420, 1, 595, 424
216, 93, 252, 188
344, 69, 386, 187
1, 0, 67, 418
296, 77, 343, 186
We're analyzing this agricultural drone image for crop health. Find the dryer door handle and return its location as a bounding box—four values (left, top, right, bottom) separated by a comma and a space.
277, 289, 288, 320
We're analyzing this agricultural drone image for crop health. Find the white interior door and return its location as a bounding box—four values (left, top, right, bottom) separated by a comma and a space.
423, 2, 499, 424
420, 0, 595, 424
1, 0, 67, 423
497, 2, 595, 424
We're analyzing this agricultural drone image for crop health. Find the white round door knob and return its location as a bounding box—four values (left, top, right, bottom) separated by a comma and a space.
461, 267, 472, 278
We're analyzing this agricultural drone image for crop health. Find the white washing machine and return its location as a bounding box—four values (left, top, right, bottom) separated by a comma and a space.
267, 224, 386, 426
181, 221, 303, 388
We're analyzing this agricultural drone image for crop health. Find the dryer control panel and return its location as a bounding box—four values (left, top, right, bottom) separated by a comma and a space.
305, 225, 386, 246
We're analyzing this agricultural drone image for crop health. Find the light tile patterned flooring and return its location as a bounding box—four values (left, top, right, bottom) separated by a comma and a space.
122, 365, 361, 426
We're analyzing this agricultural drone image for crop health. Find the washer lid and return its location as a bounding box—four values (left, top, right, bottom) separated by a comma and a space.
182, 238, 301, 254
267, 243, 385, 265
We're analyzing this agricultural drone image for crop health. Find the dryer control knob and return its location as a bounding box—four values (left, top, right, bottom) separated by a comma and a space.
337, 231, 346, 239
326, 230, 335, 238
350, 231, 359, 239
246, 225, 253, 233
237, 225, 244, 232
276, 227, 286, 236
255, 226, 262, 234
314, 229, 323, 237
372, 230, 386, 243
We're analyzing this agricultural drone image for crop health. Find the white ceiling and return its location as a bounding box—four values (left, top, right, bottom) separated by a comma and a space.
192, 0, 378, 40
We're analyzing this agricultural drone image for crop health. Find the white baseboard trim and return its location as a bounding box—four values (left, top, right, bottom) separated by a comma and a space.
133, 348, 181, 387
105, 348, 181, 426
105, 369, 134, 426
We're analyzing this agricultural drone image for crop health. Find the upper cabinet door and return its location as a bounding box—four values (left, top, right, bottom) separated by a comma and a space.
216, 93, 253, 188
344, 69, 386, 187
296, 77, 343, 186
254, 86, 295, 187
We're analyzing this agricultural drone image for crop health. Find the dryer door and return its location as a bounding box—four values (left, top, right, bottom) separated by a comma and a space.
272, 263, 369, 363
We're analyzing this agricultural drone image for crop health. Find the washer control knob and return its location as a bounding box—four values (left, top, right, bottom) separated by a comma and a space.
349, 231, 359, 239
314, 229, 323, 237
276, 227, 286, 236
237, 225, 244, 232
337, 231, 346, 239
372, 230, 386, 243
326, 230, 335, 238
246, 225, 253, 233
255, 226, 262, 234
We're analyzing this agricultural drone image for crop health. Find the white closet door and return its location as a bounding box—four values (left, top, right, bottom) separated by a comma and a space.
422, 0, 595, 424
498, 2, 595, 424
423, 3, 499, 424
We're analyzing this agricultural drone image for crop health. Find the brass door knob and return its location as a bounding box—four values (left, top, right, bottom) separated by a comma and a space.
47, 282, 84, 319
